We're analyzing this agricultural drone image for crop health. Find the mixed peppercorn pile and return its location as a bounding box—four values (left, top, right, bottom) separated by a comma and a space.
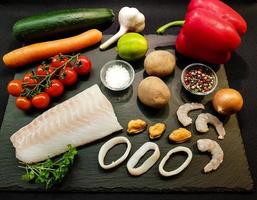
184, 66, 215, 94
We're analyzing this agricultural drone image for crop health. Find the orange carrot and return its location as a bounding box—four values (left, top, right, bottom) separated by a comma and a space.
3, 29, 102, 68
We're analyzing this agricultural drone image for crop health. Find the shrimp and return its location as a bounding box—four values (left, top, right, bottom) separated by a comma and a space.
177, 103, 205, 126
197, 139, 224, 173
195, 113, 226, 139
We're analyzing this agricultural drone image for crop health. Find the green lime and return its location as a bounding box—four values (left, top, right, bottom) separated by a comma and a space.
117, 33, 148, 61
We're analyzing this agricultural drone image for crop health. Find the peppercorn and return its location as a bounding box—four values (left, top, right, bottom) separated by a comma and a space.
184, 67, 215, 93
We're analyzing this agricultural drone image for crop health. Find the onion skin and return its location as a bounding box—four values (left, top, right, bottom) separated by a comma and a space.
212, 88, 243, 115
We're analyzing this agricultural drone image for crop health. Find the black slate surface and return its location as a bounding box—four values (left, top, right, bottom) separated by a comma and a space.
0, 35, 253, 192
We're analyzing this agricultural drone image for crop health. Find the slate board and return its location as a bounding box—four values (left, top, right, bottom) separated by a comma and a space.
0, 35, 253, 192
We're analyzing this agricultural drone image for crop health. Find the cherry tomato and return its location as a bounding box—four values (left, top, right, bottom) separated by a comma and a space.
16, 96, 32, 111
36, 64, 54, 76
51, 55, 70, 68
59, 67, 78, 86
7, 79, 23, 96
23, 73, 38, 85
32, 93, 50, 109
45, 79, 64, 97
74, 55, 92, 75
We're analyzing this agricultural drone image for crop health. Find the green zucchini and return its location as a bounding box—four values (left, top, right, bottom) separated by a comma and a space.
12, 8, 114, 42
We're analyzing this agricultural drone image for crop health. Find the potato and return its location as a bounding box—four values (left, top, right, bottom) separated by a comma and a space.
137, 76, 171, 108
144, 50, 176, 77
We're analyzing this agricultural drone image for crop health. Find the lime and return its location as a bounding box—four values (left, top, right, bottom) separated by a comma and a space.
117, 33, 148, 61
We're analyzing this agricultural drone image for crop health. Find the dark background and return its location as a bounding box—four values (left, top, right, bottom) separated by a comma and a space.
0, 0, 256, 199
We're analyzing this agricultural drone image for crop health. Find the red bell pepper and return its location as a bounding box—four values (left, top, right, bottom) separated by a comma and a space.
156, 0, 247, 64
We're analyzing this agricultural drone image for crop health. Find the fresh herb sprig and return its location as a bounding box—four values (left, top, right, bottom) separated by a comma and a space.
19, 145, 78, 189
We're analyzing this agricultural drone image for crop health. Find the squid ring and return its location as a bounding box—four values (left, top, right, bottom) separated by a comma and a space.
159, 146, 193, 177
127, 142, 160, 176
98, 136, 131, 170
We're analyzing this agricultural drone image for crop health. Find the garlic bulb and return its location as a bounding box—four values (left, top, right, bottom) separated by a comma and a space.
100, 7, 145, 50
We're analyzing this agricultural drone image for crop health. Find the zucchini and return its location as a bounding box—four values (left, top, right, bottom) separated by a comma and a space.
13, 8, 114, 42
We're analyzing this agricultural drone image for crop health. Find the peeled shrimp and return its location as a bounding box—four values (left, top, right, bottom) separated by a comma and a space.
197, 139, 224, 173
195, 113, 226, 140
177, 103, 205, 126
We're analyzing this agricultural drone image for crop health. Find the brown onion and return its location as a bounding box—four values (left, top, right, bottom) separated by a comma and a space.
212, 88, 243, 115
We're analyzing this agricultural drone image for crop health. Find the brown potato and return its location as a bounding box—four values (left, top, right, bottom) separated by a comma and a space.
137, 76, 171, 108
144, 50, 176, 77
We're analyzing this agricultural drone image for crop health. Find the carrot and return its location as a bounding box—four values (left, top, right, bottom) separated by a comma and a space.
3, 29, 102, 68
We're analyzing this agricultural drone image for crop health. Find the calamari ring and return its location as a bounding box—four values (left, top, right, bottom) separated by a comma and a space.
127, 142, 160, 176
98, 136, 131, 170
159, 146, 193, 177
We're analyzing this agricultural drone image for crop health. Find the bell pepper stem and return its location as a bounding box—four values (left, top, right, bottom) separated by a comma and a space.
156, 20, 185, 34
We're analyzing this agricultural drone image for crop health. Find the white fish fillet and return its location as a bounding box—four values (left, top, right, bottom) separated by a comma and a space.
10, 84, 122, 163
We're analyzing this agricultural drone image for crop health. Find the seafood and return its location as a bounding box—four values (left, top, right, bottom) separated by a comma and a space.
197, 139, 224, 173
195, 113, 226, 139
148, 123, 166, 140
98, 136, 131, 170
127, 119, 147, 134
127, 142, 160, 176
169, 128, 192, 143
177, 103, 205, 126
159, 146, 193, 177
10, 84, 123, 163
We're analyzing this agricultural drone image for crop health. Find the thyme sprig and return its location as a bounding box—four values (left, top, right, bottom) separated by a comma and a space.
19, 145, 78, 189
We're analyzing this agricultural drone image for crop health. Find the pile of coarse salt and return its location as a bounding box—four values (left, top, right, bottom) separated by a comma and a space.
105, 64, 130, 89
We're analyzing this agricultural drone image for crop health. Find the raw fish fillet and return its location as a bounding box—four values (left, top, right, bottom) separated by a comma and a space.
10, 84, 122, 163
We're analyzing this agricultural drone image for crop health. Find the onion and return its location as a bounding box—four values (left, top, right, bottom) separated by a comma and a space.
212, 88, 243, 115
